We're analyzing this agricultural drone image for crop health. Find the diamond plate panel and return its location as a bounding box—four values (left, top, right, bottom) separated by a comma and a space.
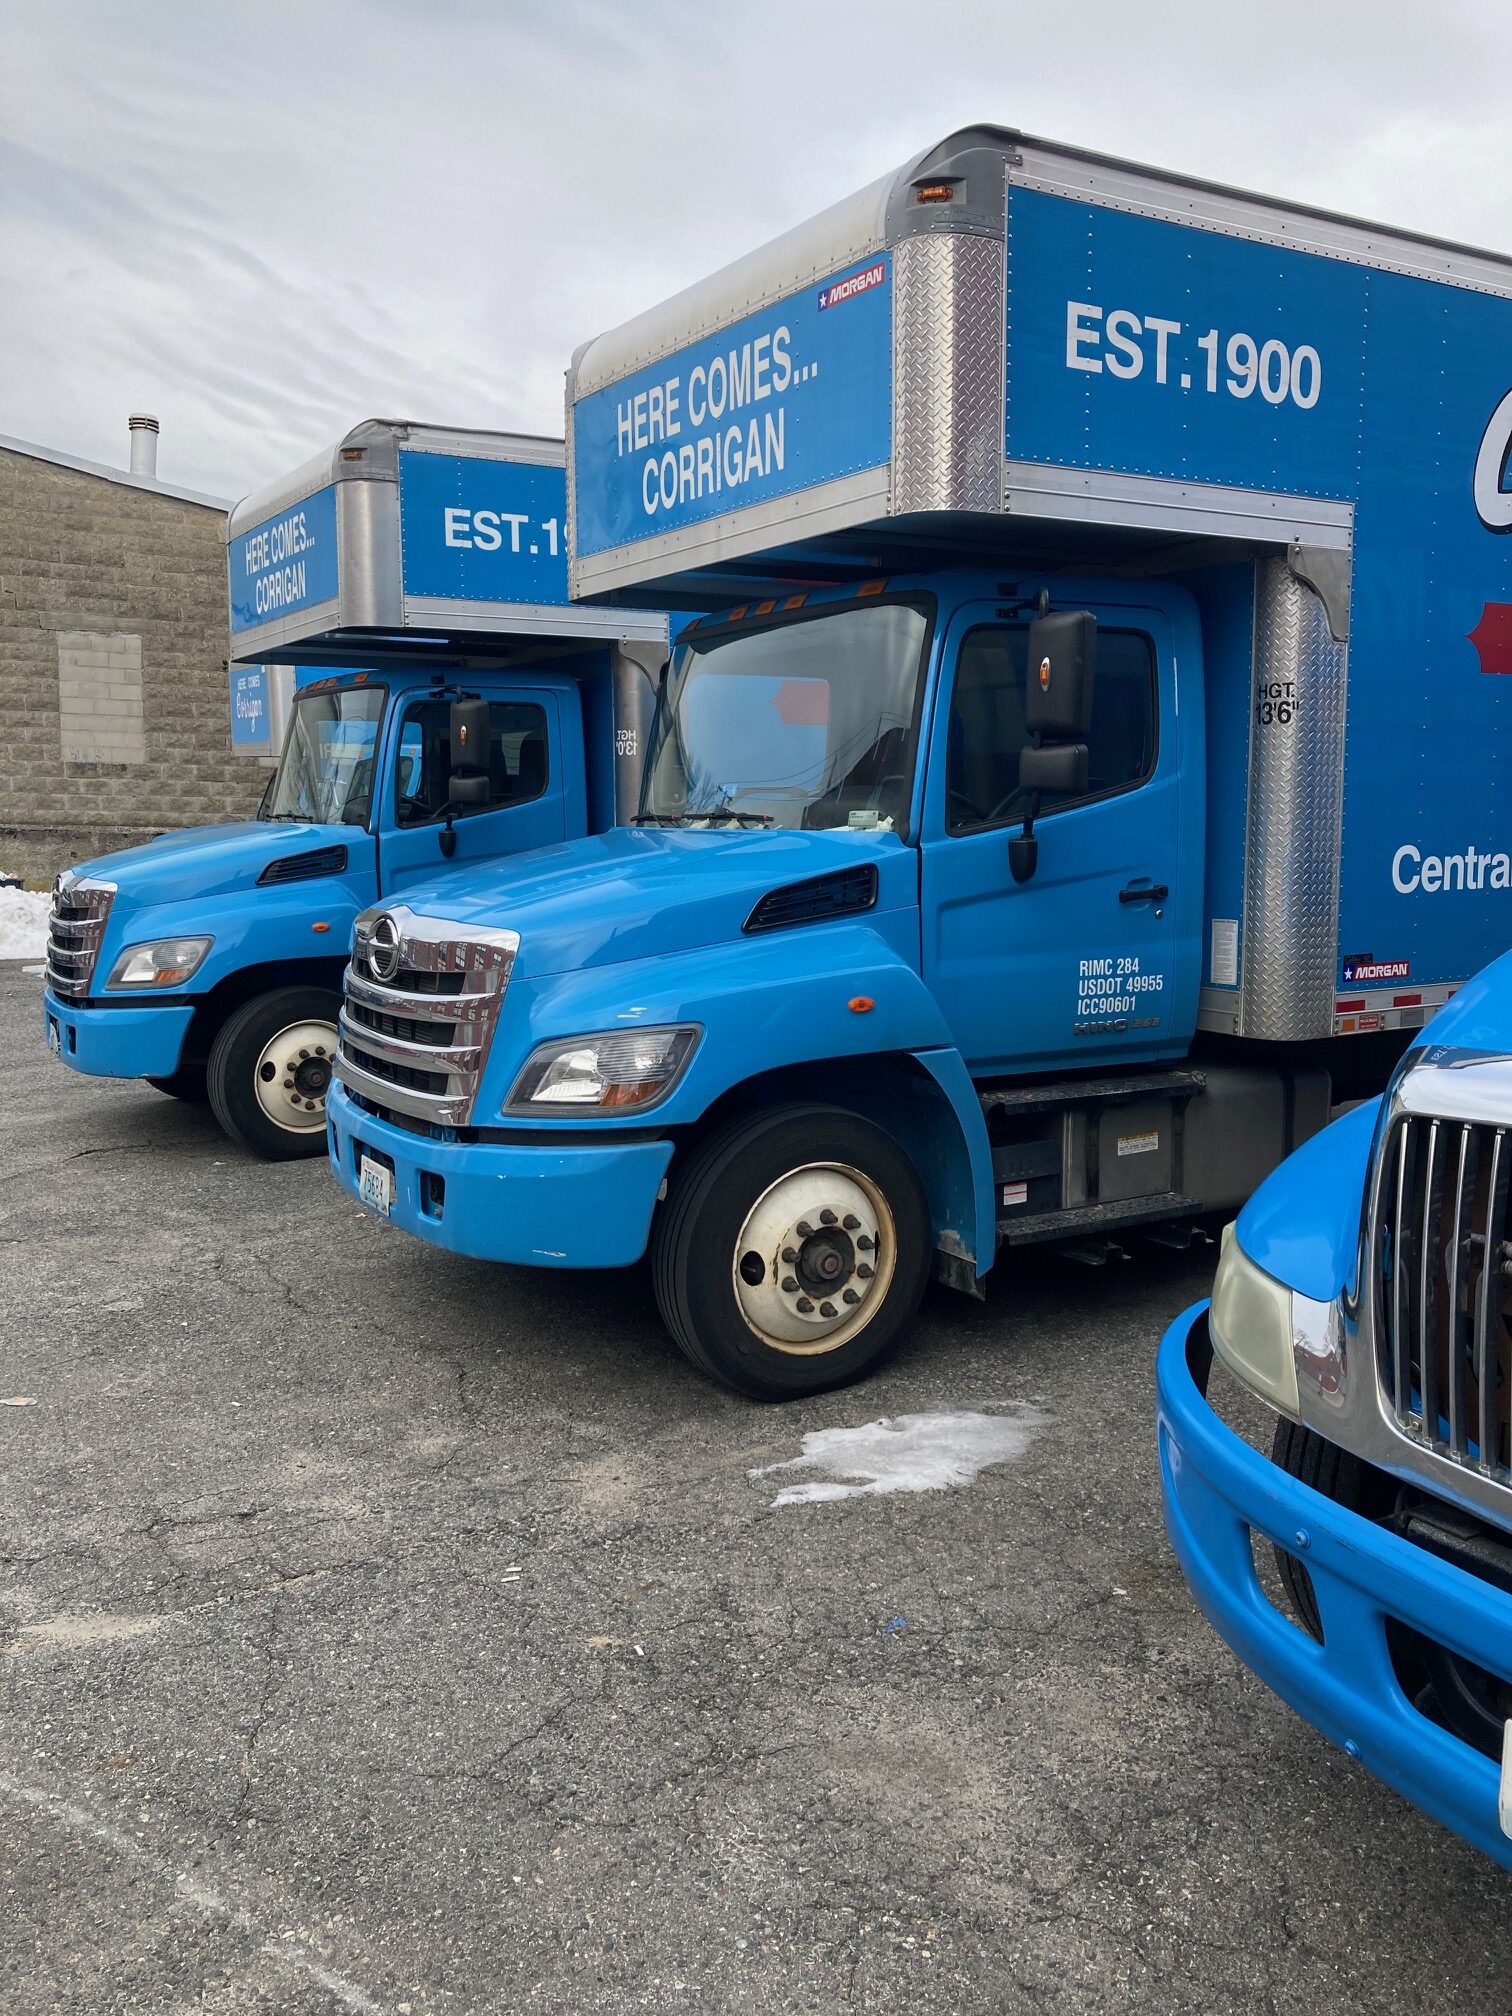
1239, 556, 1349, 1040
892, 233, 1004, 516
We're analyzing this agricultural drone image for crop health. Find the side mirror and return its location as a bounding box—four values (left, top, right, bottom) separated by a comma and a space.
1025, 610, 1096, 742
1011, 609, 1097, 885
447, 695, 490, 805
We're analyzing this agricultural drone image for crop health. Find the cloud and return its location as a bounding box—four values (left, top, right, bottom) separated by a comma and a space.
4, 0, 1512, 501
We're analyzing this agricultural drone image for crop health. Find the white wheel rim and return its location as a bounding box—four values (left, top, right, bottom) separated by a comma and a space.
253, 1019, 338, 1133
731, 1161, 897, 1357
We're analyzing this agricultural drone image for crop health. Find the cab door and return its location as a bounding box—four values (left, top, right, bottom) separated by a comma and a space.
919, 601, 1185, 1076
377, 688, 572, 898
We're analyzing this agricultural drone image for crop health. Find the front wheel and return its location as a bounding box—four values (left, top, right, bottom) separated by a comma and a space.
652, 1103, 931, 1400
206, 986, 340, 1161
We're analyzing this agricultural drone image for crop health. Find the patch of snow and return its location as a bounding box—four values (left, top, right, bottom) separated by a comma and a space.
0, 887, 51, 962
750, 1406, 1051, 1508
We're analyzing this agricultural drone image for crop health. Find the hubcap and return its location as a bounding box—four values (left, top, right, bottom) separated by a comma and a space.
731, 1162, 896, 1356
253, 1019, 338, 1134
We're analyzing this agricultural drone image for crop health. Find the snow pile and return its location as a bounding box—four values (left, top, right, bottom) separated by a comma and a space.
0, 887, 51, 962
750, 1406, 1052, 1508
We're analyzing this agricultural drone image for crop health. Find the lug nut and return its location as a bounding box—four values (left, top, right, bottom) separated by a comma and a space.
796, 1220, 815, 1239
781, 1246, 798, 1263
820, 1209, 837, 1226
819, 1301, 836, 1318
856, 1264, 874, 1280
856, 1234, 875, 1253
781, 1276, 799, 1294
299, 1047, 310, 1059
796, 1297, 814, 1314
842, 1214, 860, 1231
283, 1077, 295, 1089
842, 1289, 860, 1306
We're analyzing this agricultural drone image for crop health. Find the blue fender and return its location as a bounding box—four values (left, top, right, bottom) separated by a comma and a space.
1234, 1097, 1380, 1300
485, 914, 998, 1275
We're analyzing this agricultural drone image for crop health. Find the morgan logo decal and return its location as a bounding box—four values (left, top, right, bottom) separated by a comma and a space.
817, 261, 886, 311
1342, 955, 1410, 985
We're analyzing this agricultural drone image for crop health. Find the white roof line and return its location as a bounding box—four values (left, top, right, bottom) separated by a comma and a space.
0, 432, 229, 510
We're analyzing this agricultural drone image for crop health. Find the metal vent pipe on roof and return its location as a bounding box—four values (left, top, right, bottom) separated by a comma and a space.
128, 414, 159, 479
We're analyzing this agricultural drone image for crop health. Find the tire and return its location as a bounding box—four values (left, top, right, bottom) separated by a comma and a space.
145, 1059, 208, 1102
206, 986, 340, 1161
652, 1102, 931, 1401
1269, 1418, 1373, 1639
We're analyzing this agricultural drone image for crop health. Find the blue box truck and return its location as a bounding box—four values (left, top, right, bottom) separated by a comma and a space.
324, 127, 1512, 1402
41, 421, 669, 1158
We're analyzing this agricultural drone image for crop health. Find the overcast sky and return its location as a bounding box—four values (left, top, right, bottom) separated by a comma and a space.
5, 0, 1512, 503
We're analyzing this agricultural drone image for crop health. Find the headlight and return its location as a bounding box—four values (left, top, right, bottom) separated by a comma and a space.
105, 937, 213, 989
506, 1025, 699, 1114
1208, 1221, 1301, 1420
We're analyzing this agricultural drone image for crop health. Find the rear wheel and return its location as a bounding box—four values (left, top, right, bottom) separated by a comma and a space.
652, 1103, 931, 1400
206, 987, 340, 1161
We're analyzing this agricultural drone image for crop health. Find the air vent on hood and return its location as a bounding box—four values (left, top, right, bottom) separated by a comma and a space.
743, 864, 879, 934
257, 844, 349, 887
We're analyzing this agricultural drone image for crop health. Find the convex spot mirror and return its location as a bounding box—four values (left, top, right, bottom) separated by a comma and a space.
1011, 610, 1097, 885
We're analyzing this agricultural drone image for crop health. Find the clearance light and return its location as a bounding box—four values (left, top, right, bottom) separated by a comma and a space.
857, 580, 887, 598
915, 182, 956, 203
106, 937, 213, 989
848, 996, 875, 1015
782, 594, 808, 611
754, 600, 777, 617
311, 921, 331, 934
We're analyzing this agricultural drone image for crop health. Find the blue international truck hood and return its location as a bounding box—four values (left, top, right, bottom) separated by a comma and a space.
392, 826, 917, 979
75, 822, 354, 908
1409, 945, 1512, 1055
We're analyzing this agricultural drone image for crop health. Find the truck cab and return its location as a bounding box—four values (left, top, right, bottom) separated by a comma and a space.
324, 130, 1512, 1397
1159, 958, 1512, 1868
42, 422, 669, 1158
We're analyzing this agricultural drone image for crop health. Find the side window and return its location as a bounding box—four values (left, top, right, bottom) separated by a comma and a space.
945, 626, 1155, 834
394, 700, 550, 827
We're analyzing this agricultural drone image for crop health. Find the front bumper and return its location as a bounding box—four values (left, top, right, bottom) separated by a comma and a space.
1158, 1302, 1512, 1869
43, 990, 194, 1080
326, 1082, 674, 1269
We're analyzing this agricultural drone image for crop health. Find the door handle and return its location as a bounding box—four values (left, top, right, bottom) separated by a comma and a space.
1119, 881, 1169, 904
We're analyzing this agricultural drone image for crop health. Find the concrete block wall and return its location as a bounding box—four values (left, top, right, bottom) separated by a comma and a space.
0, 446, 263, 881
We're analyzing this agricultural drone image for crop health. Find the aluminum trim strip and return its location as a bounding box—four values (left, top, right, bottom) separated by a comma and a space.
1010, 148, 1512, 299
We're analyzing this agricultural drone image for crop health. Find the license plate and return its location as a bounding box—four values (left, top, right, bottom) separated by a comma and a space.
359, 1154, 395, 1217
46, 1017, 60, 1057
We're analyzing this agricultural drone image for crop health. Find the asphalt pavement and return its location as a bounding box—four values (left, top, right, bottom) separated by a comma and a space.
2, 960, 1508, 2013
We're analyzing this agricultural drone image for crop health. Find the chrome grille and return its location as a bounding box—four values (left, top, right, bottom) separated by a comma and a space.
1373, 1112, 1512, 1487
335, 905, 518, 1126
45, 873, 116, 998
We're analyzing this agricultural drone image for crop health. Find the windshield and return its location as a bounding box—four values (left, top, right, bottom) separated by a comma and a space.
263, 685, 387, 826
638, 597, 931, 833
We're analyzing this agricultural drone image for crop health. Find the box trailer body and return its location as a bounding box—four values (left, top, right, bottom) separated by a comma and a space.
322, 130, 1512, 1400
42, 421, 670, 1159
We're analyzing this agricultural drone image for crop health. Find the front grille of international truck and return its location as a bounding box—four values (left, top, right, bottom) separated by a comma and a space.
334, 906, 518, 1128
1373, 1113, 1512, 1489
45, 874, 115, 998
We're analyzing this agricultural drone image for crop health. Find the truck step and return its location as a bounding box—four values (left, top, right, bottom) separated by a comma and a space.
997, 1192, 1203, 1247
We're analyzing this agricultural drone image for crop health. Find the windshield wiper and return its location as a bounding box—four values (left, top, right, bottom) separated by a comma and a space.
633, 809, 773, 827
